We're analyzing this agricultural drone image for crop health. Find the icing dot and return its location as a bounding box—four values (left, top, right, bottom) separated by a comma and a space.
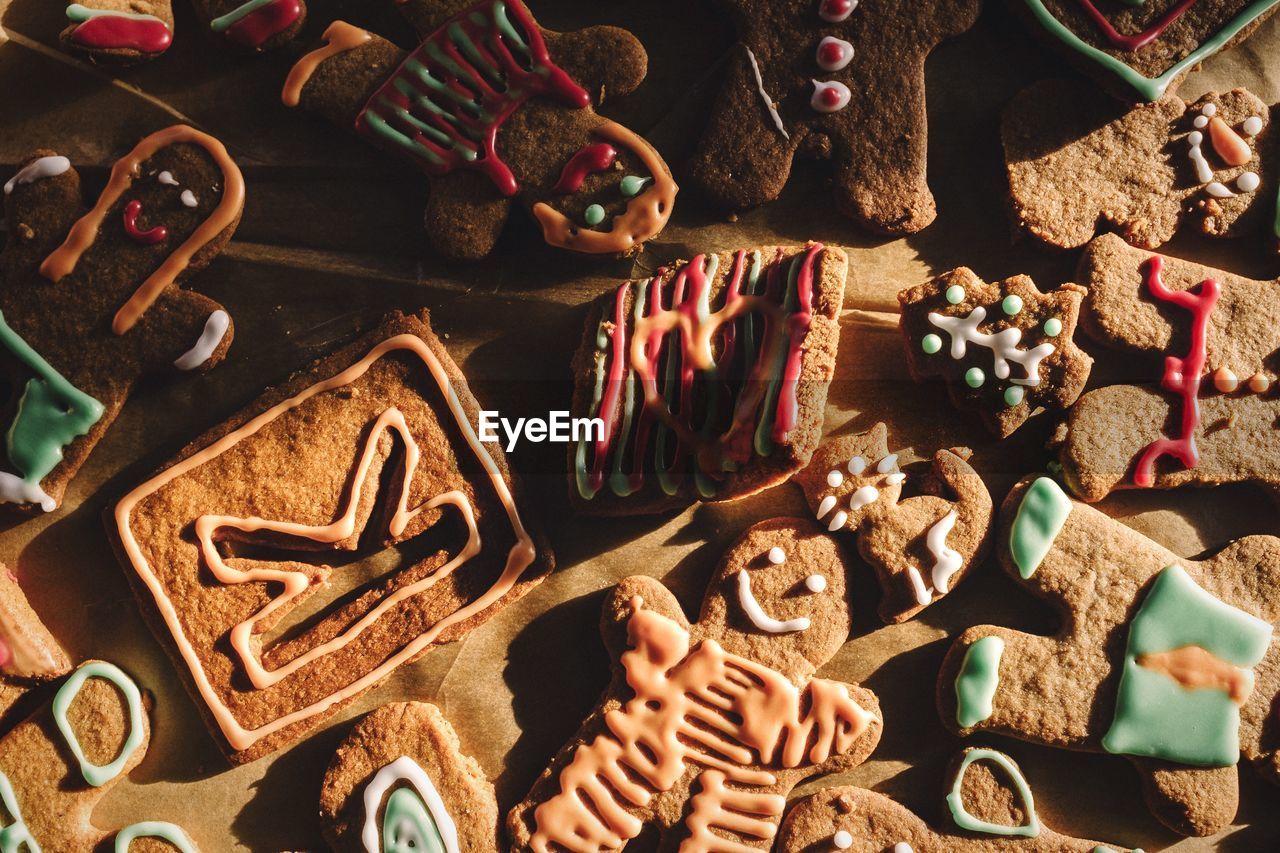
921, 333, 942, 354
157, 170, 179, 186
805, 574, 828, 593
1205, 181, 1235, 198
965, 367, 985, 388
1001, 294, 1023, 316
1238, 171, 1261, 192
848, 485, 878, 509
827, 510, 848, 532
767, 546, 787, 564
1244, 115, 1265, 136
884, 472, 906, 486
833, 830, 854, 849
620, 175, 649, 198
811, 80, 851, 113
584, 204, 606, 226
817, 494, 837, 518
1214, 366, 1239, 393
816, 36, 854, 72
945, 284, 965, 304
1193, 115, 1209, 129
876, 454, 897, 474
1004, 385, 1025, 406
847, 456, 866, 475
1043, 317, 1062, 337
180, 189, 198, 208
827, 469, 844, 487
1202, 102, 1217, 117
1249, 372, 1272, 394
818, 0, 856, 23
894, 844, 914, 853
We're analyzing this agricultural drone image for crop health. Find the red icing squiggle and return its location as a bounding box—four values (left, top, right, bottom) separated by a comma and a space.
122, 200, 167, 245
70, 16, 172, 54
1073, 0, 1200, 52
552, 143, 617, 194
586, 284, 631, 494
1133, 256, 1220, 487
222, 0, 302, 48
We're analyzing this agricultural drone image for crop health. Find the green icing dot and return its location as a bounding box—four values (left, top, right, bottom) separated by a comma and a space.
1043, 317, 1063, 337
945, 284, 965, 304
584, 204, 606, 226
1004, 385, 1025, 407
619, 175, 649, 197
1002, 294, 1023, 315
921, 334, 942, 354
965, 367, 984, 388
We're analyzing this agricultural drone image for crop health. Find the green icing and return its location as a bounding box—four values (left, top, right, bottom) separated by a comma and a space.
921, 333, 942, 354
1004, 385, 1025, 407
209, 0, 275, 31
945, 284, 965, 304
66, 2, 164, 23
1009, 477, 1071, 579
955, 636, 1003, 728
1043, 317, 1062, 337
620, 175, 649, 198
53, 662, 145, 788
1002, 294, 1023, 316
945, 748, 1040, 838
1021, 0, 1280, 101
964, 367, 984, 388
584, 204, 606, 226
1103, 565, 1272, 767
382, 787, 447, 853
0, 771, 38, 853
114, 822, 196, 853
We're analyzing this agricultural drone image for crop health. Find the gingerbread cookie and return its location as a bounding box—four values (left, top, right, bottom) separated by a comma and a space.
0, 660, 199, 851
688, 0, 981, 234
1010, 0, 1280, 102
282, 1, 676, 260
2, 125, 240, 513
320, 702, 499, 852
507, 518, 882, 851
571, 244, 847, 515
60, 0, 306, 63
898, 268, 1092, 438
110, 310, 554, 763
0, 566, 71, 723
1004, 79, 1276, 250
793, 423, 993, 623
938, 475, 1280, 836
778, 747, 1138, 851
1057, 234, 1280, 501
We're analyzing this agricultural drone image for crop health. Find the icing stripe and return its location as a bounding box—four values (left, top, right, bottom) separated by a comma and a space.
52, 661, 145, 787
174, 310, 231, 371
282, 21, 372, 107
4, 156, 70, 195
209, 0, 278, 31
114, 822, 197, 853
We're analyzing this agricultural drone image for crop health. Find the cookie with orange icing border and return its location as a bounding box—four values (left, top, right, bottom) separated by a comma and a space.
0, 566, 70, 724
507, 518, 882, 851
60, 0, 306, 64
1004, 79, 1276, 250
281, 0, 676, 261
793, 423, 994, 623
320, 702, 500, 851
1, 125, 240, 514
108, 310, 554, 763
778, 747, 1138, 851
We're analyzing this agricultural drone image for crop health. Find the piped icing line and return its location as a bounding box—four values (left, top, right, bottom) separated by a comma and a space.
281, 21, 373, 108
53, 661, 145, 787
114, 822, 197, 853
1071, 0, 1200, 51
122, 200, 167, 245
4, 156, 71, 195
1132, 256, 1219, 487
945, 749, 1041, 838
682, 768, 785, 851
210, 0, 302, 48
928, 306, 1055, 387
39, 125, 246, 336
737, 570, 811, 633
0, 772, 37, 852
744, 46, 789, 140
905, 566, 931, 606
65, 3, 172, 54
174, 309, 231, 371
551, 142, 617, 194
361, 756, 460, 853
113, 333, 539, 751
925, 509, 962, 593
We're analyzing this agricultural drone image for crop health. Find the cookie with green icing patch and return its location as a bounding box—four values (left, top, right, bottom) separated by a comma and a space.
282, 0, 675, 261
777, 747, 1140, 851
937, 475, 1280, 837
320, 702, 500, 852
898, 268, 1093, 438
0, 566, 71, 725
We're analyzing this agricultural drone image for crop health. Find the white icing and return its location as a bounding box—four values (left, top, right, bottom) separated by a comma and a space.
848, 485, 878, 510
1249, 372, 1272, 394
1214, 366, 1239, 393
1206, 181, 1235, 198
767, 546, 786, 565
810, 80, 851, 113
1187, 130, 1215, 184
832, 829, 854, 849
1202, 102, 1217, 117
927, 307, 1055, 387
745, 47, 789, 140
827, 510, 848, 532
4, 155, 71, 195
884, 472, 906, 486
0, 472, 55, 512
157, 170, 180, 186
894, 844, 915, 853
1193, 115, 1209, 129
180, 189, 198, 208
817, 495, 837, 519
827, 469, 844, 488
361, 756, 460, 853
174, 310, 230, 371
1238, 171, 1261, 192
875, 454, 897, 474
816, 36, 854, 72
737, 570, 810, 633
1244, 115, 1265, 136
805, 574, 827, 593
847, 456, 866, 475
926, 510, 962, 593
905, 566, 931, 606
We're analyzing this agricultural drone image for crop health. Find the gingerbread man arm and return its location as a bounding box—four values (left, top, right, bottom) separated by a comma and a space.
3, 151, 85, 270
543, 27, 648, 104
188, 0, 307, 52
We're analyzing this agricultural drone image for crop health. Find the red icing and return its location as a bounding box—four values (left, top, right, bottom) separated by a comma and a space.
551, 143, 617, 194
820, 0, 853, 17
122, 200, 168, 245
818, 40, 846, 66
1132, 256, 1220, 487
586, 283, 631, 494
818, 86, 843, 109
222, 0, 303, 48
70, 15, 172, 54
1073, 0, 1200, 52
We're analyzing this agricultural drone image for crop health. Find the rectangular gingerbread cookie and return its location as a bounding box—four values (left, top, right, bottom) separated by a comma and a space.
108, 310, 553, 763
569, 243, 847, 515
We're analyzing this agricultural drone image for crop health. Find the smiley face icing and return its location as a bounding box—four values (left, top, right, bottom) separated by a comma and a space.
507, 518, 882, 852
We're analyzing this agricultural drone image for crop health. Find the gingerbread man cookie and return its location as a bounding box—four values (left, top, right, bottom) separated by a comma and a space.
793, 423, 993, 623
1057, 234, 1280, 502
938, 475, 1280, 836
0, 566, 70, 723
2, 125, 240, 513
0, 660, 199, 851
778, 747, 1139, 851
282, 1, 676, 260
320, 702, 500, 852
60, 0, 305, 62
1004, 79, 1276, 250
507, 518, 882, 852
110, 311, 554, 763
899, 268, 1093, 438
688, 0, 981, 234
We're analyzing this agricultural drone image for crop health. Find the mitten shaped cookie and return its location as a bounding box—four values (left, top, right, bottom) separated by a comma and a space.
793, 423, 993, 623
778, 747, 1138, 851
110, 311, 554, 764
1004, 79, 1276, 250
688, 0, 981, 235
0, 567, 71, 723
60, 0, 305, 62
507, 518, 882, 852
1008, 0, 1280, 102
282, 1, 676, 260
571, 244, 846, 515
0, 660, 199, 851
2, 125, 240, 513
1057, 234, 1280, 501
938, 475, 1280, 836
899, 268, 1092, 438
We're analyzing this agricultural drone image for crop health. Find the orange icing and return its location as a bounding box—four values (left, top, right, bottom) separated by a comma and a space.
530, 121, 676, 254
528, 598, 875, 852
1207, 115, 1253, 167
113, 333, 538, 752
281, 21, 373, 108
1138, 645, 1255, 704
682, 769, 785, 853
39, 125, 245, 335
